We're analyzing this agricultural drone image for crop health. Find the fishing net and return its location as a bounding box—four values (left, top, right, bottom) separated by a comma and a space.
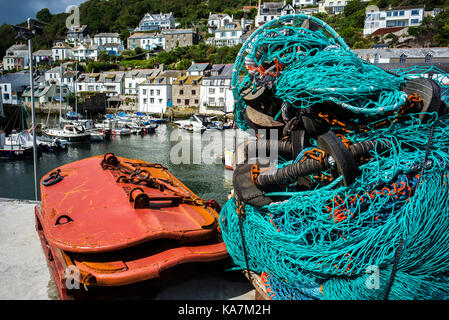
221, 14, 449, 300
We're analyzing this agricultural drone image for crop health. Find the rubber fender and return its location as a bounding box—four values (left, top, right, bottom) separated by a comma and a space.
401, 78, 441, 122
317, 131, 360, 187
244, 105, 285, 133
242, 86, 283, 119
301, 106, 328, 137
242, 86, 272, 109
233, 161, 272, 209
291, 130, 306, 159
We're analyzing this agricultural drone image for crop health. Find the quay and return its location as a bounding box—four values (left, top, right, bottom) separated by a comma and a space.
0, 198, 256, 300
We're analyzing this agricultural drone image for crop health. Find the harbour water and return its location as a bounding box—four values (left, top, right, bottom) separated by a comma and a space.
0, 118, 236, 206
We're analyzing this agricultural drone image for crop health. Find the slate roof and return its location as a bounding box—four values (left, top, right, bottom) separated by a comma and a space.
0, 72, 31, 93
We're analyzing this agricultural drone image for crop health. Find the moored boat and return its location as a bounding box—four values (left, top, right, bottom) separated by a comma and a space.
44, 124, 91, 143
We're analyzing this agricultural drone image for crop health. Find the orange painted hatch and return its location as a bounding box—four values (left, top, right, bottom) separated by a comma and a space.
39, 153, 221, 253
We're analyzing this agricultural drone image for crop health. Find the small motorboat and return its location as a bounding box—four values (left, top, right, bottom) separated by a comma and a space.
35, 153, 228, 299
112, 124, 131, 136
174, 114, 207, 133
0, 130, 39, 160
44, 124, 91, 143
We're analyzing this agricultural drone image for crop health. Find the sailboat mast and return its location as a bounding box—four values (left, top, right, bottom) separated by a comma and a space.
75, 63, 78, 115
59, 64, 62, 126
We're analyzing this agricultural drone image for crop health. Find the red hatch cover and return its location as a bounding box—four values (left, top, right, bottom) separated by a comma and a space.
39, 154, 221, 253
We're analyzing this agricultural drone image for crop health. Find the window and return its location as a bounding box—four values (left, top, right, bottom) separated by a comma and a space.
411, 10, 420, 16
143, 98, 147, 104
411, 19, 419, 24
177, 99, 181, 103
194, 99, 199, 104
399, 11, 404, 16
185, 99, 189, 105
425, 54, 431, 63
156, 90, 160, 95
150, 89, 154, 95
220, 88, 224, 93
143, 89, 147, 95
180, 89, 184, 95
393, 11, 398, 17
3, 94, 9, 100
150, 98, 154, 103
400, 54, 406, 63
191, 90, 196, 95
209, 88, 215, 94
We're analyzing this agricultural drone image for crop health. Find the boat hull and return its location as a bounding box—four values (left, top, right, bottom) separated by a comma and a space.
44, 132, 90, 143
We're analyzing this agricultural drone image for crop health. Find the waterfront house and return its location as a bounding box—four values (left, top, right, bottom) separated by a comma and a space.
138, 70, 184, 114
199, 64, 234, 114
52, 42, 74, 61
162, 29, 200, 51
66, 25, 90, 45
2, 44, 29, 71
0, 72, 30, 105
172, 75, 203, 108
76, 71, 125, 97
21, 84, 69, 108
124, 68, 162, 95
135, 12, 177, 31
255, 1, 295, 27
32, 50, 53, 67
127, 32, 165, 51
62, 70, 81, 90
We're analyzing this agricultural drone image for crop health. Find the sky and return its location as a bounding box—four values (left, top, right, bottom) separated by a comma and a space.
0, 0, 86, 25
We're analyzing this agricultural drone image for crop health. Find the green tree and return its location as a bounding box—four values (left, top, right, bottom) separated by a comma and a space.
36, 8, 52, 23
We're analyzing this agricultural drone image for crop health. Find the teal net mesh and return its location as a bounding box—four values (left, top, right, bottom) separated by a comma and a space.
222, 14, 449, 300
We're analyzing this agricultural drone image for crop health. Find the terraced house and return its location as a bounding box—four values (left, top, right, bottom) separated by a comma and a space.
124, 68, 162, 95
138, 70, 184, 114
172, 62, 210, 108
75, 72, 125, 97
199, 64, 234, 114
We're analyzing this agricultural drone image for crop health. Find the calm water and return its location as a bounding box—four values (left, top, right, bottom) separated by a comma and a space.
0, 120, 236, 206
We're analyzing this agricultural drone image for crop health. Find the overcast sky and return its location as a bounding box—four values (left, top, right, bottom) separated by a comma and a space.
0, 0, 86, 25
